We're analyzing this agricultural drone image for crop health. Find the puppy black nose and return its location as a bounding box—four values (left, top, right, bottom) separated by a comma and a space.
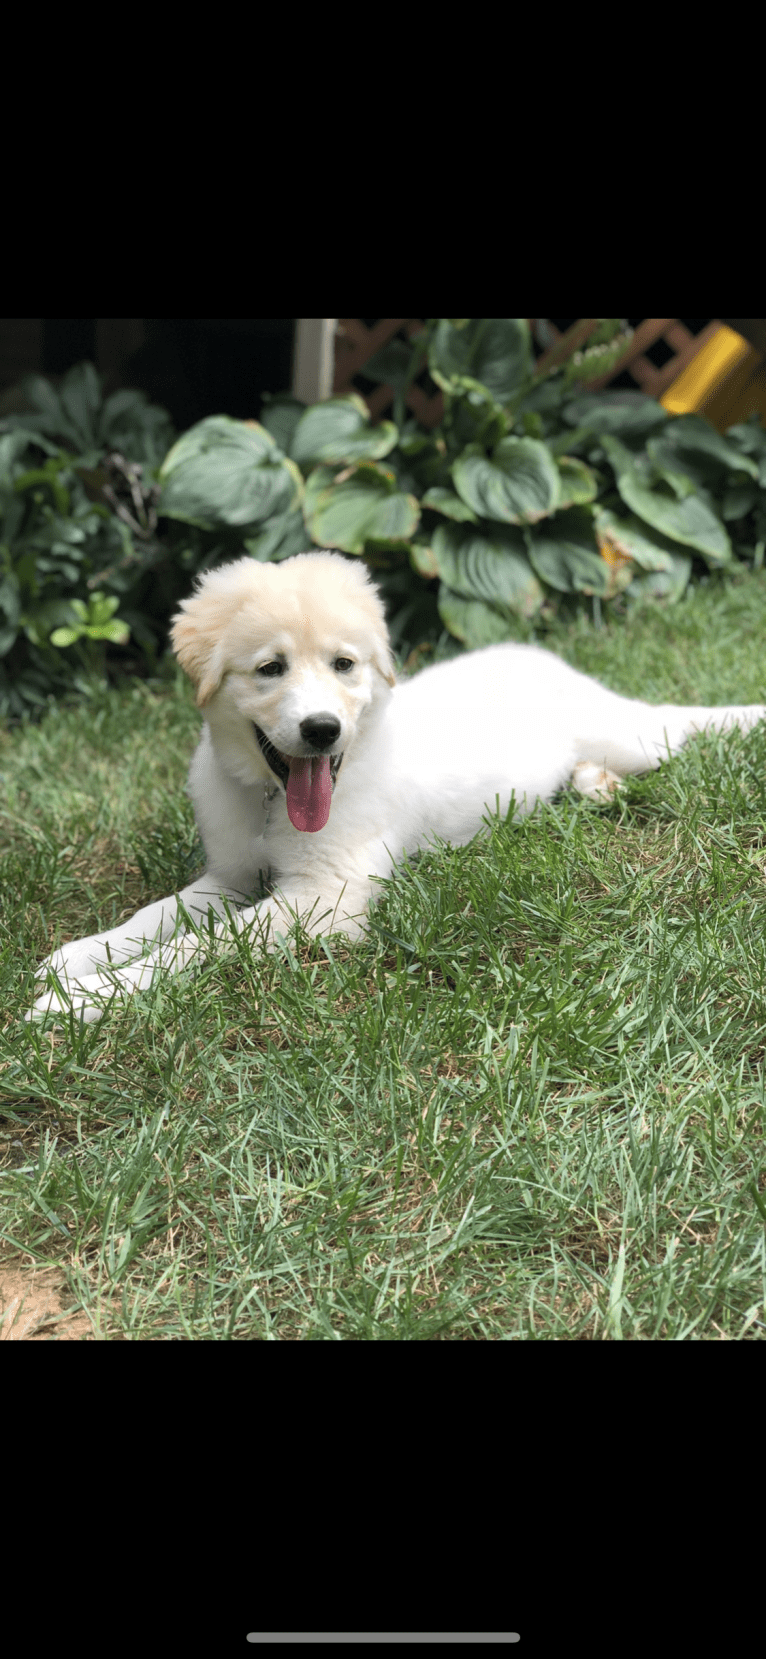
300, 715, 341, 751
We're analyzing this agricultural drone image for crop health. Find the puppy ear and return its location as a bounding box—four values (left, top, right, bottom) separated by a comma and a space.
376, 648, 397, 688
371, 629, 396, 688
170, 605, 227, 707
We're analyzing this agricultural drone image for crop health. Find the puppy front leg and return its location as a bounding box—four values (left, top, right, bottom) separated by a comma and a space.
219, 878, 375, 951
26, 932, 208, 1025
27, 873, 246, 1020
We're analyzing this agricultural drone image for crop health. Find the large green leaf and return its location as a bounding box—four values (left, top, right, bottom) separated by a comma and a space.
666, 413, 759, 476
420, 486, 479, 523
301, 464, 339, 529
647, 414, 760, 492
259, 393, 307, 457
289, 394, 398, 467
157, 416, 301, 530
625, 552, 692, 604
725, 415, 766, 485
514, 373, 568, 422
452, 437, 560, 524
437, 589, 521, 648
244, 508, 311, 562
592, 504, 675, 572
307, 461, 419, 553
428, 320, 532, 404
561, 390, 670, 438
556, 455, 598, 507
600, 433, 732, 565
444, 382, 509, 451
525, 507, 631, 597
721, 482, 760, 521
419, 521, 544, 620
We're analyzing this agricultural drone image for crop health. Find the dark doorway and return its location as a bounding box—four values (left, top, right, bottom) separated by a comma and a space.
120, 319, 296, 431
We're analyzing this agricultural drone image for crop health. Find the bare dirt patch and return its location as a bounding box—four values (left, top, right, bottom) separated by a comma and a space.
0, 1262, 93, 1340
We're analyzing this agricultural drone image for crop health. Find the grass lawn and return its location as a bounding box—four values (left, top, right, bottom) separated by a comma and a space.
2, 568, 766, 1340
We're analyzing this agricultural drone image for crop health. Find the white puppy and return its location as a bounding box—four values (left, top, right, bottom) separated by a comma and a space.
28, 550, 765, 1023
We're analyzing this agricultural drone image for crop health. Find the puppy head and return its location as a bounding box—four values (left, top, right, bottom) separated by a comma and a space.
170, 550, 396, 708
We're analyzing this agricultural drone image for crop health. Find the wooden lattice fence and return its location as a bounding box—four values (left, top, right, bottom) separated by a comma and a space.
331, 318, 744, 428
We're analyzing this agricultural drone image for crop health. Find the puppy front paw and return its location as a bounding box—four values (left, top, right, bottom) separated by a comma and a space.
34, 934, 114, 983
26, 973, 114, 1024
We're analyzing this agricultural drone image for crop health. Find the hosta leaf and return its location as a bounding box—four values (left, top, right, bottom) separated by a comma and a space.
302, 464, 339, 528
437, 589, 521, 647
721, 482, 759, 521
259, 393, 307, 457
424, 521, 544, 619
307, 461, 419, 554
290, 394, 398, 467
244, 508, 311, 562
421, 486, 479, 523
626, 552, 692, 604
452, 437, 560, 524
601, 433, 732, 564
158, 416, 300, 530
592, 504, 676, 571
725, 416, 766, 485
409, 541, 441, 579
526, 507, 632, 597
428, 319, 532, 403
561, 390, 669, 438
556, 455, 598, 508
655, 413, 759, 481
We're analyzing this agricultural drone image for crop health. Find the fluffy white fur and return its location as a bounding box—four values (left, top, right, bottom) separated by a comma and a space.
28, 549, 765, 1023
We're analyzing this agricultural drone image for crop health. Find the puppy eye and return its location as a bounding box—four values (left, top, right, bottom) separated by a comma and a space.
334, 657, 355, 673
257, 661, 285, 678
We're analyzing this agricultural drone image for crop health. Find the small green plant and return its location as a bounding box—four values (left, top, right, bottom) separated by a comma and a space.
48, 591, 129, 650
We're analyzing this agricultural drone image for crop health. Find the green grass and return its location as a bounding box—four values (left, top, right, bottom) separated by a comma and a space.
2, 568, 766, 1339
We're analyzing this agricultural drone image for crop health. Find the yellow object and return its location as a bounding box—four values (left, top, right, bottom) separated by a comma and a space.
597, 534, 632, 569
660, 324, 766, 433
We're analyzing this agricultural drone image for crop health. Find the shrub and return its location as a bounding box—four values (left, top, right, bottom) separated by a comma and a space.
157, 318, 766, 656
0, 363, 183, 717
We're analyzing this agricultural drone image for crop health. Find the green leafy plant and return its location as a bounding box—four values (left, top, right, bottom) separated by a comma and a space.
4, 328, 766, 720
0, 362, 179, 717
49, 591, 130, 647
156, 320, 766, 655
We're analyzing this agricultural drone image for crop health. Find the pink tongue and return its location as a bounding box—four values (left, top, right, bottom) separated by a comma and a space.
286, 755, 333, 832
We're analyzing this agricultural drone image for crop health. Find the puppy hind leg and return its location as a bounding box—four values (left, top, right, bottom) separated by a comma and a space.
576, 696, 766, 778
571, 761, 625, 802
